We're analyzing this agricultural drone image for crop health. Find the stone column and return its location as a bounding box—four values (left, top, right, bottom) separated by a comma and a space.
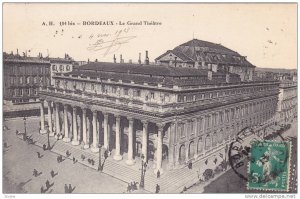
71, 106, 80, 145
103, 112, 109, 150
126, 117, 135, 165
113, 115, 122, 160
40, 99, 47, 134
154, 123, 164, 174
47, 101, 54, 136
82, 108, 89, 149
141, 120, 148, 162
91, 110, 99, 152
63, 105, 70, 142
55, 103, 60, 136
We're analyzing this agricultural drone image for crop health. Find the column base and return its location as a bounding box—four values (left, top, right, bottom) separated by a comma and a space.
40, 129, 47, 134
71, 140, 80, 146
83, 144, 90, 149
63, 137, 71, 143
126, 159, 135, 165
91, 147, 99, 153
113, 154, 123, 161
49, 132, 55, 137
154, 168, 164, 176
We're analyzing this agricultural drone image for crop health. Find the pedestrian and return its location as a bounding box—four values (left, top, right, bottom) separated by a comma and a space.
157, 170, 160, 178
155, 184, 160, 193
91, 159, 94, 165
33, 169, 38, 177
46, 180, 50, 189
66, 150, 70, 157
127, 183, 131, 193
41, 186, 45, 193
73, 157, 77, 164
64, 184, 69, 193
68, 184, 73, 193
4, 142, 8, 148
104, 150, 108, 159
57, 156, 60, 163
15, 130, 18, 135
81, 154, 85, 161
50, 170, 57, 178
188, 162, 193, 170
43, 144, 47, 151
37, 152, 42, 158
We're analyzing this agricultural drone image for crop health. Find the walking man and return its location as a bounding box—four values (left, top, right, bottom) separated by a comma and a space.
64, 184, 69, 193
155, 184, 160, 193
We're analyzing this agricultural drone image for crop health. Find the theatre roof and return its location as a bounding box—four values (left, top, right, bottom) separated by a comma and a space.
64, 62, 240, 87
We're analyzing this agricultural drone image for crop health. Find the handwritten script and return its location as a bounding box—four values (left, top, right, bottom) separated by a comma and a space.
87, 28, 137, 57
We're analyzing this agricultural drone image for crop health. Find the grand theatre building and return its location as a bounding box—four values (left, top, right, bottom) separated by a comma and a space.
38, 40, 279, 174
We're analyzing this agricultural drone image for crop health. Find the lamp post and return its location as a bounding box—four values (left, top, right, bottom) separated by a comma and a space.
23, 116, 27, 141
139, 154, 147, 189
98, 144, 102, 172
46, 124, 50, 150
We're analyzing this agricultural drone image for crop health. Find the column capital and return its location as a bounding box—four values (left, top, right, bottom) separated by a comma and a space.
82, 107, 87, 114
115, 114, 121, 120
141, 119, 149, 125
103, 112, 109, 118
63, 104, 68, 109
72, 106, 78, 112
92, 109, 98, 114
127, 116, 134, 122
39, 98, 45, 102
157, 123, 165, 131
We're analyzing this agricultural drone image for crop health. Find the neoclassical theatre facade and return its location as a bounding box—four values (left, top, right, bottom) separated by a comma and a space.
38, 62, 279, 173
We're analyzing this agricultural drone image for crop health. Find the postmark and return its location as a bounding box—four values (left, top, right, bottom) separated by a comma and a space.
248, 140, 290, 191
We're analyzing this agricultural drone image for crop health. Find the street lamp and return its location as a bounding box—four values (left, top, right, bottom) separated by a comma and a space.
46, 124, 50, 150
98, 144, 102, 172
23, 116, 27, 141
139, 154, 147, 189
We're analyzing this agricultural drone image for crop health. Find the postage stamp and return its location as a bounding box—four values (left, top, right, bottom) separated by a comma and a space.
248, 140, 291, 191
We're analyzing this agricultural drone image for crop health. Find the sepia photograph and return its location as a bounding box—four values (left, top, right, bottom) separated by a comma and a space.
2, 2, 298, 196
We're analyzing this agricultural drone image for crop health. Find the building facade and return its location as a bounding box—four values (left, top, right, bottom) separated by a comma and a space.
3, 52, 51, 105
49, 55, 74, 86
3, 52, 74, 105
38, 62, 279, 173
155, 39, 255, 81
276, 80, 297, 125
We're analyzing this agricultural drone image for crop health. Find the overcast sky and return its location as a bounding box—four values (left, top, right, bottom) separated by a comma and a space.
3, 3, 297, 69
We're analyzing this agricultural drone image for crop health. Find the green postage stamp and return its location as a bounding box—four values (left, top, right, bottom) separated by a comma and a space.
248, 141, 291, 191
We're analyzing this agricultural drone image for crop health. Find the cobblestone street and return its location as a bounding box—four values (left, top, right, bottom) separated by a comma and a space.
3, 117, 128, 194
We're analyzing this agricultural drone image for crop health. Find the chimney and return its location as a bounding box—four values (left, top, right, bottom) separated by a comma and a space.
17, 49, 19, 55
95, 59, 98, 62
174, 57, 177, 67
129, 59, 132, 64
10, 51, 13, 55
145, 50, 149, 65
138, 53, 141, 64
120, 54, 122, 63
208, 71, 213, 81
113, 54, 116, 63
88, 58, 90, 63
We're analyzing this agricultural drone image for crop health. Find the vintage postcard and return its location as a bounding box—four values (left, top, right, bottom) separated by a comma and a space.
2, 2, 297, 196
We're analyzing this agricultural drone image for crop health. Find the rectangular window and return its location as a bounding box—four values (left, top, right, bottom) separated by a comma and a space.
18, 88, 23, 96
25, 88, 29, 95
124, 88, 128, 95
151, 92, 155, 99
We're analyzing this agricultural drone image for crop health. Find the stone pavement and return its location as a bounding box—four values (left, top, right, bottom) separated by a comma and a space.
6, 116, 232, 193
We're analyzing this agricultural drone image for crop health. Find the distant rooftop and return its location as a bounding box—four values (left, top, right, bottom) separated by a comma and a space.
156, 39, 255, 68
